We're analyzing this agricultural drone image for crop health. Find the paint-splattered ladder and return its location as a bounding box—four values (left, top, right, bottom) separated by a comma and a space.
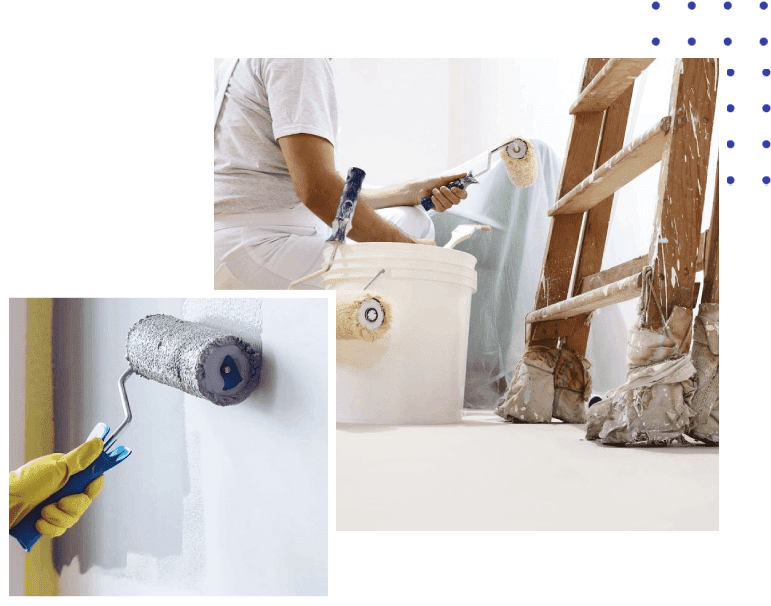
525, 58, 719, 354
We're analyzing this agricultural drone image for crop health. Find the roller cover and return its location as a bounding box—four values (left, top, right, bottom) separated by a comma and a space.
336, 292, 392, 341
500, 138, 538, 188
126, 314, 261, 405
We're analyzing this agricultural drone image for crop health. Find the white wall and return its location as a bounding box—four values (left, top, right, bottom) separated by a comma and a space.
52, 297, 328, 596
332, 59, 450, 184
332, 58, 582, 184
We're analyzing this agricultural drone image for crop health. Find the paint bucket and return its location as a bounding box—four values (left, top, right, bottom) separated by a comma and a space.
324, 242, 477, 424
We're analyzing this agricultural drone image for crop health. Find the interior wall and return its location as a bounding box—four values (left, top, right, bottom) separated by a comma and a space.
447, 58, 583, 168
332, 58, 451, 185
332, 58, 582, 184
52, 297, 328, 596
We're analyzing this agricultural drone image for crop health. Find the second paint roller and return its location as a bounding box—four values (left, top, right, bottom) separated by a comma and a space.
336, 292, 392, 341
10, 314, 262, 551
420, 137, 538, 211
126, 314, 262, 407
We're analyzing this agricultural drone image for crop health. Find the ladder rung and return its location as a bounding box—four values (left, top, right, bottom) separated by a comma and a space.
579, 255, 647, 294
570, 58, 656, 114
578, 229, 708, 295
549, 116, 672, 216
526, 272, 643, 324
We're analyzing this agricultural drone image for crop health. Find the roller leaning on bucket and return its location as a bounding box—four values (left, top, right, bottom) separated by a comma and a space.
289, 167, 396, 342
9, 315, 262, 551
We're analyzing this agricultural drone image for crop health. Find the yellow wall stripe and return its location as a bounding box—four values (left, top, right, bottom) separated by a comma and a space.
24, 298, 58, 596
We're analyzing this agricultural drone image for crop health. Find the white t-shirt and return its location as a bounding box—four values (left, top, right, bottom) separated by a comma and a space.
214, 58, 338, 214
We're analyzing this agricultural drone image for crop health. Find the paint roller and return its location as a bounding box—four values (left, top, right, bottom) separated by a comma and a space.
336, 291, 392, 341
124, 314, 262, 409
420, 137, 538, 211
288, 167, 366, 290
285, 166, 394, 341
10, 314, 262, 552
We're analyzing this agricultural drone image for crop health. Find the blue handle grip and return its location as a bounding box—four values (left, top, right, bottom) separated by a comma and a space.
10, 447, 129, 552
327, 167, 366, 243
420, 174, 476, 211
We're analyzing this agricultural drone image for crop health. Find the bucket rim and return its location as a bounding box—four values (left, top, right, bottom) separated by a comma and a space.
323, 241, 478, 268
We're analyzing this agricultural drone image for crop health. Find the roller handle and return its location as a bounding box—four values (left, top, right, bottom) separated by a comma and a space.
341, 166, 366, 204
420, 174, 476, 211
327, 167, 366, 243
9, 448, 128, 552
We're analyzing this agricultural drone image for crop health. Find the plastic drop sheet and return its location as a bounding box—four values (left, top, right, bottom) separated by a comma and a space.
430, 140, 562, 408
689, 302, 719, 444
493, 345, 591, 424
586, 306, 699, 445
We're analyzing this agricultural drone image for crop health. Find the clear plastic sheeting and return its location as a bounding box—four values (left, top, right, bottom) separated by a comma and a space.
688, 302, 719, 444
586, 356, 697, 444
430, 140, 562, 408
587, 305, 699, 445
494, 346, 592, 424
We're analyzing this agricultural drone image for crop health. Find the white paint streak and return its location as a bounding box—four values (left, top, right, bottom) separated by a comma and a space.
671, 267, 677, 288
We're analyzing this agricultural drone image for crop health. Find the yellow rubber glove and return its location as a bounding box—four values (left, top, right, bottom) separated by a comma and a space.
9, 437, 105, 537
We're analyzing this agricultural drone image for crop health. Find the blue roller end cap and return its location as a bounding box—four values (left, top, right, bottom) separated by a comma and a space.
220, 355, 243, 391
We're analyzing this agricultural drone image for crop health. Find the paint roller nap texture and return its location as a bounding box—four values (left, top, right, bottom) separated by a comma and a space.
336, 292, 392, 341
499, 137, 538, 188
126, 314, 262, 405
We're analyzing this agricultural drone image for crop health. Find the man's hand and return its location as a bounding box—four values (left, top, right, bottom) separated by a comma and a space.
416, 173, 469, 212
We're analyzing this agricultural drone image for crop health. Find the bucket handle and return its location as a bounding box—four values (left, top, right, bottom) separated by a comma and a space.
362, 269, 385, 290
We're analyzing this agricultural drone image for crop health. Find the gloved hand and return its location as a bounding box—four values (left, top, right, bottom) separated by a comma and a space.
9, 437, 105, 537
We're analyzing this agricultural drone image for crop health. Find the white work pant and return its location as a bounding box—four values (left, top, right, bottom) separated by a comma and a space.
214, 206, 435, 290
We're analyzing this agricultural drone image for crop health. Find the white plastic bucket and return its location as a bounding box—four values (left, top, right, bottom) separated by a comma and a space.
324, 242, 477, 424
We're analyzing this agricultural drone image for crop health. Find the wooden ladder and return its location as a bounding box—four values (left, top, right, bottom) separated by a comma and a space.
525, 58, 719, 358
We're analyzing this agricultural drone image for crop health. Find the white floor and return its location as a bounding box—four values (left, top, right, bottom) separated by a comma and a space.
337, 410, 718, 531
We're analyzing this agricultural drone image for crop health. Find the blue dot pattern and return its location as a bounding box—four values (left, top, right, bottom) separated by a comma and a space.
646, 4, 770, 192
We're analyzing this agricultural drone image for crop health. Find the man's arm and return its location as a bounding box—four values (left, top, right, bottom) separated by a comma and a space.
278, 134, 466, 243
